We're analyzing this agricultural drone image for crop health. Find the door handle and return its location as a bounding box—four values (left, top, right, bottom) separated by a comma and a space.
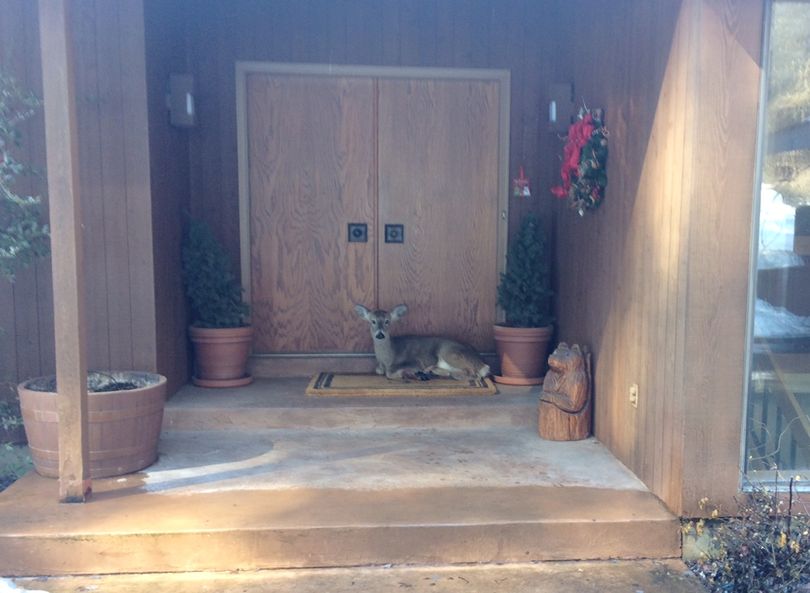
385, 224, 404, 244
348, 223, 368, 243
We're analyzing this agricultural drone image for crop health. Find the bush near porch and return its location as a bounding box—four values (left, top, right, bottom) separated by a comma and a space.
0, 444, 31, 493
683, 479, 810, 593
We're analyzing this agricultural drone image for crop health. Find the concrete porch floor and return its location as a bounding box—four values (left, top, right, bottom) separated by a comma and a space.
0, 378, 681, 577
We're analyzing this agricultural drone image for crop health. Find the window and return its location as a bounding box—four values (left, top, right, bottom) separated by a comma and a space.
745, 1, 810, 479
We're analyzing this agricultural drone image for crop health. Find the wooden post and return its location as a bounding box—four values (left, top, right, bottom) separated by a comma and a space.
38, 0, 91, 502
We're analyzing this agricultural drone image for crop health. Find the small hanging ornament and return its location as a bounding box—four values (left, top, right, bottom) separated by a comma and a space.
512, 166, 531, 197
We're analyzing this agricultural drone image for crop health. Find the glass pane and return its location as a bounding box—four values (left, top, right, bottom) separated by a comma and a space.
746, 1, 810, 478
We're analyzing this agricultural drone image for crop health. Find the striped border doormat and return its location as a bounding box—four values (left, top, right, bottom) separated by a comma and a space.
306, 372, 498, 397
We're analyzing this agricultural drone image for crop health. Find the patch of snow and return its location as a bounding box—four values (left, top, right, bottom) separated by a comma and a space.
758, 185, 803, 270
755, 299, 810, 338
0, 579, 49, 593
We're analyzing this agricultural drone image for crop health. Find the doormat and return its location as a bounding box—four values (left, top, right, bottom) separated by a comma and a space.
306, 372, 498, 397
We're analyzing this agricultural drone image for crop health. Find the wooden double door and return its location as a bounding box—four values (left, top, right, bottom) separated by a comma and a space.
239, 65, 508, 355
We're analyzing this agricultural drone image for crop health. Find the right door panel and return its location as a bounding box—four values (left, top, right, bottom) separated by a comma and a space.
377, 78, 501, 351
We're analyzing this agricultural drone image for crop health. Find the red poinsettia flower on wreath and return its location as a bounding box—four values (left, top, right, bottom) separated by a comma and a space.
551, 106, 608, 216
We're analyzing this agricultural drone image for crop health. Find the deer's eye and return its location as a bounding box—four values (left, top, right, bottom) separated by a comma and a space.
372, 320, 377, 326
384, 320, 390, 327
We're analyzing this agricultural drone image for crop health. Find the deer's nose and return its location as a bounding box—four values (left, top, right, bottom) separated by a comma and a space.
374, 331, 385, 340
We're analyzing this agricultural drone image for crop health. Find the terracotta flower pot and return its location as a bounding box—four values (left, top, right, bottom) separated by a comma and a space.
189, 325, 254, 388
493, 324, 553, 386
18, 371, 166, 478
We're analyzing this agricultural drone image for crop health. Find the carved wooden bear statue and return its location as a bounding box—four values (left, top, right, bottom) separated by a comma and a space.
538, 343, 592, 441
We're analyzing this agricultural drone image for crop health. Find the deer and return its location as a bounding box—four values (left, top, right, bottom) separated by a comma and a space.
354, 304, 490, 381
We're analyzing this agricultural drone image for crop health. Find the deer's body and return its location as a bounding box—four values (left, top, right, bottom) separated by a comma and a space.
355, 304, 490, 381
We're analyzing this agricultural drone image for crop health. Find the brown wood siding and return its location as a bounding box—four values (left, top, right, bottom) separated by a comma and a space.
184, 0, 554, 278
554, 0, 763, 515
0, 0, 53, 403
143, 0, 192, 395
1, 0, 160, 401
680, 0, 764, 516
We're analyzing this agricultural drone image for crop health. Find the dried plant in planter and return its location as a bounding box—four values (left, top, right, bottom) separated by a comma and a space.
685, 478, 810, 593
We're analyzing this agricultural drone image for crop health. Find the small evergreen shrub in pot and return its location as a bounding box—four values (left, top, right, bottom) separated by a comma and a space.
493, 214, 554, 385
183, 220, 253, 387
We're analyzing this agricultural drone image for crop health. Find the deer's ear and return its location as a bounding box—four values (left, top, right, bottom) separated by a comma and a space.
391, 304, 408, 320
354, 304, 371, 320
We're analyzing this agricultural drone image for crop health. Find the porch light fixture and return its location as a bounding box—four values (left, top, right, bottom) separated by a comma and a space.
167, 73, 196, 127
548, 82, 575, 133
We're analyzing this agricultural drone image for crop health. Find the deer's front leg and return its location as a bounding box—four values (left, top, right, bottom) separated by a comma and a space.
386, 365, 420, 381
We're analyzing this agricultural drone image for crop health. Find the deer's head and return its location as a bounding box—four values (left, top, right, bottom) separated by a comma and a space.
354, 304, 408, 341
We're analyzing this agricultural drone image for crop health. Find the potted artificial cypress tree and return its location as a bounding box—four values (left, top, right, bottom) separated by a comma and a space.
494, 214, 554, 385
183, 220, 253, 387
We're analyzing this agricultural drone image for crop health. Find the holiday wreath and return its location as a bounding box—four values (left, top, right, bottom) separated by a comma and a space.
551, 106, 608, 216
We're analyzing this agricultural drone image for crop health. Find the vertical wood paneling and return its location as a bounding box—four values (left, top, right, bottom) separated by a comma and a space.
143, 0, 191, 395
554, 0, 764, 514
0, 1, 52, 401
1, 0, 162, 400
380, 0, 401, 64
119, 0, 156, 372
24, 0, 56, 378
680, 0, 764, 515
1, 1, 43, 391
95, 0, 134, 370
554, 0, 692, 512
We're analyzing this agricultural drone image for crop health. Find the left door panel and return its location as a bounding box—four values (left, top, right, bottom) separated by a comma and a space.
246, 74, 376, 353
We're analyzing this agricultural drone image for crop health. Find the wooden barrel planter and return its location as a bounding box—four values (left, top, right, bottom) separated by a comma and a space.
18, 371, 166, 479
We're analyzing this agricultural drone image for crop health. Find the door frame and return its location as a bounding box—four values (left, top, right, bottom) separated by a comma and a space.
235, 61, 511, 346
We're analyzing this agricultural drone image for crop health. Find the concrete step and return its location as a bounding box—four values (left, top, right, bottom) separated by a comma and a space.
162, 378, 539, 431
0, 427, 680, 576
6, 560, 707, 593
0, 477, 679, 576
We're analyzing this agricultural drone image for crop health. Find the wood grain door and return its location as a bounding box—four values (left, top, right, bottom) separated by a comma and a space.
246, 73, 376, 353
243, 68, 504, 355
377, 78, 501, 351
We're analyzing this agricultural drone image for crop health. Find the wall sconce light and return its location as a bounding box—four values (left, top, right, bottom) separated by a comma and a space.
167, 74, 196, 128
548, 82, 574, 133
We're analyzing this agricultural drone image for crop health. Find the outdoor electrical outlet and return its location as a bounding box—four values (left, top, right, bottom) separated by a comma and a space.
629, 384, 639, 408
